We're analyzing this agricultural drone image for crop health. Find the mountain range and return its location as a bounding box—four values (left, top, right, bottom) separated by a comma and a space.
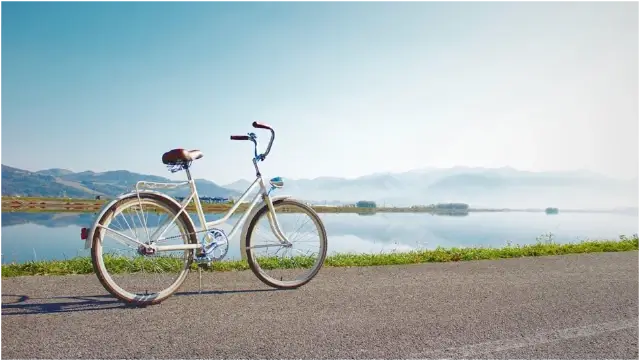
1, 164, 240, 199
224, 167, 638, 209
2, 164, 637, 209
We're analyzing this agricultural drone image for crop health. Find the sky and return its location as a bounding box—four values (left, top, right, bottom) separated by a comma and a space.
2, 1, 638, 185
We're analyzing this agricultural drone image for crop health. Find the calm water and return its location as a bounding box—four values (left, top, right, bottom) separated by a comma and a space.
1, 211, 637, 264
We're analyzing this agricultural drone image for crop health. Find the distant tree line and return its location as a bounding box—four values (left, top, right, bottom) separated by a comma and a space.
175, 196, 231, 204
356, 200, 377, 208
434, 203, 469, 210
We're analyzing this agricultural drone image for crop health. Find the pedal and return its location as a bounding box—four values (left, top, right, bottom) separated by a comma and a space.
196, 258, 212, 268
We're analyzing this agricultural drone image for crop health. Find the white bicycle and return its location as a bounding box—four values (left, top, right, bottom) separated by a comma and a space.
81, 122, 328, 306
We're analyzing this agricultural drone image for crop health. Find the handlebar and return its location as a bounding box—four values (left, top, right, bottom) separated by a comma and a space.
230, 121, 276, 161
230, 135, 250, 141
252, 121, 271, 130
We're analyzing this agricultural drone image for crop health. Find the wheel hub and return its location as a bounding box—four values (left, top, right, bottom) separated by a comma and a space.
137, 244, 156, 256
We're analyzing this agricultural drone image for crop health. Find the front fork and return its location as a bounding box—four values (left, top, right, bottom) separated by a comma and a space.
262, 194, 292, 247
257, 176, 290, 247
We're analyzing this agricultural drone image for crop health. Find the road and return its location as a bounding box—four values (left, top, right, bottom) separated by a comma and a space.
2, 251, 638, 359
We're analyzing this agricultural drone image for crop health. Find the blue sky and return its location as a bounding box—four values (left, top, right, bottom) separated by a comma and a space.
2, 1, 637, 185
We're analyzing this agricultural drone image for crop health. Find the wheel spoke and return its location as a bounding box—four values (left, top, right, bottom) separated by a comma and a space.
246, 199, 327, 289
92, 194, 195, 306
97, 224, 144, 248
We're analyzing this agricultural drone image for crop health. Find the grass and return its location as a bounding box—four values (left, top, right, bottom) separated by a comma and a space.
2, 235, 637, 278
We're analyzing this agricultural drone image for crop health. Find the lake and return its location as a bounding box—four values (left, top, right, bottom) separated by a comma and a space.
1, 211, 637, 264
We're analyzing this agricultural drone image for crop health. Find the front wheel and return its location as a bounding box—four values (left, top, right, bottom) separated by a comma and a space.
91, 192, 198, 306
245, 199, 328, 289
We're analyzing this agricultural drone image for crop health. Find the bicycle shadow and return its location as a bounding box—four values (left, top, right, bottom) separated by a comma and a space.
1, 288, 284, 316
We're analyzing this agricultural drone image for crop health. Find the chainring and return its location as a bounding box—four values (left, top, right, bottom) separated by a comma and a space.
202, 228, 229, 262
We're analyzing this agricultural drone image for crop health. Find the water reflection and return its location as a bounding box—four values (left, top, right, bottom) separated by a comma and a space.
1, 211, 637, 264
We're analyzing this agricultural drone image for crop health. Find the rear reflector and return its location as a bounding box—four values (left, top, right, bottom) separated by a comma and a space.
81, 227, 88, 240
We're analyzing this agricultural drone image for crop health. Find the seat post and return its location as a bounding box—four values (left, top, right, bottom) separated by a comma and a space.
185, 167, 193, 181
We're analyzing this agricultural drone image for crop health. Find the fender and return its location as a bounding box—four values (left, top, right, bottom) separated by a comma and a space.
238, 194, 292, 260
83, 190, 198, 250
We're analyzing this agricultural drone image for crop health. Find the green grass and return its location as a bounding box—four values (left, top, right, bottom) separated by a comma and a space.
2, 234, 637, 278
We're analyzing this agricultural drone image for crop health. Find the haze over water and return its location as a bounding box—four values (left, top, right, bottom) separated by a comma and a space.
2, 211, 637, 264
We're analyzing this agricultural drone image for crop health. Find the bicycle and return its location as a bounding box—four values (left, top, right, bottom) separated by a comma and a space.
80, 122, 328, 306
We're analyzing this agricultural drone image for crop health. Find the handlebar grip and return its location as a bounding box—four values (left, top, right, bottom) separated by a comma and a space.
230, 135, 250, 140
252, 121, 272, 130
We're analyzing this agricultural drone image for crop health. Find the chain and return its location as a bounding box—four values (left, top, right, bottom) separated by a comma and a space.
158, 227, 225, 242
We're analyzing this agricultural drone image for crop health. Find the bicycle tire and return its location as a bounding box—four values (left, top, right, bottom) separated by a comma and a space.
91, 192, 198, 306
245, 198, 328, 289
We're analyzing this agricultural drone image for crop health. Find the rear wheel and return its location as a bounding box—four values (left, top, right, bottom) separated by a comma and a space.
245, 199, 327, 289
91, 193, 198, 306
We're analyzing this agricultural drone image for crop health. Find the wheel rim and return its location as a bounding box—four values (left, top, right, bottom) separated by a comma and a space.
247, 201, 326, 287
94, 197, 193, 303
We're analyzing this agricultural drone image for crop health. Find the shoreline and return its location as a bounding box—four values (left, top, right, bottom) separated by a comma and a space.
1, 196, 634, 215
2, 236, 637, 277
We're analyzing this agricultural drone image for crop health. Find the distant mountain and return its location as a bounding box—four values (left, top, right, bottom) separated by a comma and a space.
224, 179, 253, 193
3, 163, 636, 209
2, 164, 240, 199
225, 167, 638, 209
2, 165, 97, 198
35, 168, 74, 177
170, 179, 239, 198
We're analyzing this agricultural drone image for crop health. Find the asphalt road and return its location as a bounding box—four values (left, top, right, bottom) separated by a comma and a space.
2, 251, 638, 359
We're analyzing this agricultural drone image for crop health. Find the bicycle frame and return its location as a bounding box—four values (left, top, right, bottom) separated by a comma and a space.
85, 172, 292, 257
133, 168, 291, 253
85, 121, 290, 256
